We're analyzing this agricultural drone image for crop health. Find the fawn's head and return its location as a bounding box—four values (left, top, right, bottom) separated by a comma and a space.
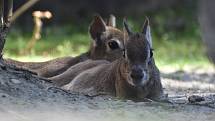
89, 15, 124, 61
123, 18, 154, 87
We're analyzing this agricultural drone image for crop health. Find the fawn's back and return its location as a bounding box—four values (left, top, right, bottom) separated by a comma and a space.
4, 15, 124, 78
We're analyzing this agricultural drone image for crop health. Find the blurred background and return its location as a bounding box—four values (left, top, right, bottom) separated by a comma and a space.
4, 0, 214, 72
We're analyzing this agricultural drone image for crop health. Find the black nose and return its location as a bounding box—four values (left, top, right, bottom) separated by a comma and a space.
130, 67, 144, 80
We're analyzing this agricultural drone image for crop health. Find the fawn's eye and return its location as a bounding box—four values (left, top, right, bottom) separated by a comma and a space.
148, 49, 154, 64
108, 40, 119, 50
150, 49, 153, 58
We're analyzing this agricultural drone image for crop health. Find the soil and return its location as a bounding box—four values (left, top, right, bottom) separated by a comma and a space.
0, 62, 215, 121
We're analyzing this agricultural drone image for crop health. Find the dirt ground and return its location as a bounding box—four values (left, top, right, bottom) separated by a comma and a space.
0, 63, 215, 121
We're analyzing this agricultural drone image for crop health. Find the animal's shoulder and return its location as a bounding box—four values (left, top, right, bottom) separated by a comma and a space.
64, 62, 111, 89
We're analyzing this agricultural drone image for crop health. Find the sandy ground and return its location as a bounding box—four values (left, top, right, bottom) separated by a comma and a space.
0, 64, 215, 121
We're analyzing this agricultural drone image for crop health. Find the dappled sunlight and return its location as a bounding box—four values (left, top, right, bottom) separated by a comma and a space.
162, 78, 215, 91
161, 67, 215, 98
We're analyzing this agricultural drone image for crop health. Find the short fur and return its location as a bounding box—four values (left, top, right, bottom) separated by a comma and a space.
49, 59, 110, 87
4, 15, 124, 78
63, 19, 163, 100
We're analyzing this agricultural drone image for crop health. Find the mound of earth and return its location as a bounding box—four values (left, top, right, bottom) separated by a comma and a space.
0, 63, 215, 121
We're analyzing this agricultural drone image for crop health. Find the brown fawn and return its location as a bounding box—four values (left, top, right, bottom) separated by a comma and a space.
4, 15, 124, 78
63, 18, 163, 101
50, 59, 110, 86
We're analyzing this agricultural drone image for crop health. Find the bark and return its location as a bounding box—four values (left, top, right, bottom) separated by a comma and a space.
199, 0, 215, 64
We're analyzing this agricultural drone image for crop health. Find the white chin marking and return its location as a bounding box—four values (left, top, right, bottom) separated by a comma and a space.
140, 71, 148, 86
140, 79, 148, 86
140, 75, 149, 86
128, 78, 136, 86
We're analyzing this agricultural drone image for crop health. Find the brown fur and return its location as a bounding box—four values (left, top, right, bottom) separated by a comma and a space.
4, 15, 124, 78
49, 59, 109, 87
64, 58, 162, 100
63, 19, 163, 101
5, 56, 73, 71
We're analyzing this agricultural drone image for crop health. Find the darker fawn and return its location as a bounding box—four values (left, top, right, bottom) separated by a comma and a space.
63, 18, 163, 100
4, 15, 124, 78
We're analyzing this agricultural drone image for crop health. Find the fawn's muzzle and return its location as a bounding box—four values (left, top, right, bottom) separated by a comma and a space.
130, 66, 147, 86
130, 70, 143, 80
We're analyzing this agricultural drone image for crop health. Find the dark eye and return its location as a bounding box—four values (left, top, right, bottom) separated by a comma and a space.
108, 41, 119, 50
150, 49, 153, 58
148, 49, 154, 64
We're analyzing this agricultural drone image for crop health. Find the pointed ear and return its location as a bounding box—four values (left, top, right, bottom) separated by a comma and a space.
142, 17, 152, 48
122, 18, 131, 60
89, 15, 106, 40
123, 18, 133, 36
107, 14, 116, 27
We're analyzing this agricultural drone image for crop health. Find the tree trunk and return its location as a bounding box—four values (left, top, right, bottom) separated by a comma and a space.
199, 0, 215, 64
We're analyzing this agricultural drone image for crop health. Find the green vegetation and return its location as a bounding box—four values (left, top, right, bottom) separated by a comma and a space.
5, 8, 211, 69
4, 26, 211, 69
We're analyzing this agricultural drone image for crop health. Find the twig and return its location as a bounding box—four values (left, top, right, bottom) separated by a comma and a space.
32, 74, 53, 83
188, 102, 215, 109
24, 11, 52, 54
47, 87, 81, 96
84, 92, 110, 98
11, 0, 41, 23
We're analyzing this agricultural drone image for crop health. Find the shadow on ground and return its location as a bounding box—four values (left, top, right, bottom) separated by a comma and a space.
0, 63, 215, 121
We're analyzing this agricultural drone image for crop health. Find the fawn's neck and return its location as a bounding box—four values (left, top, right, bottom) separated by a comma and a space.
110, 58, 138, 98
88, 42, 106, 60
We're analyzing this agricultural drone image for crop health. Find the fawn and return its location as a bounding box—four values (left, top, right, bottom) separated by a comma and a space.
63, 18, 164, 100
4, 15, 124, 78
50, 59, 110, 86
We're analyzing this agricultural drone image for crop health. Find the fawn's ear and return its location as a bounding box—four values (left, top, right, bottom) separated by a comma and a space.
123, 18, 132, 59
107, 14, 116, 27
89, 15, 106, 40
123, 18, 133, 36
142, 17, 152, 48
